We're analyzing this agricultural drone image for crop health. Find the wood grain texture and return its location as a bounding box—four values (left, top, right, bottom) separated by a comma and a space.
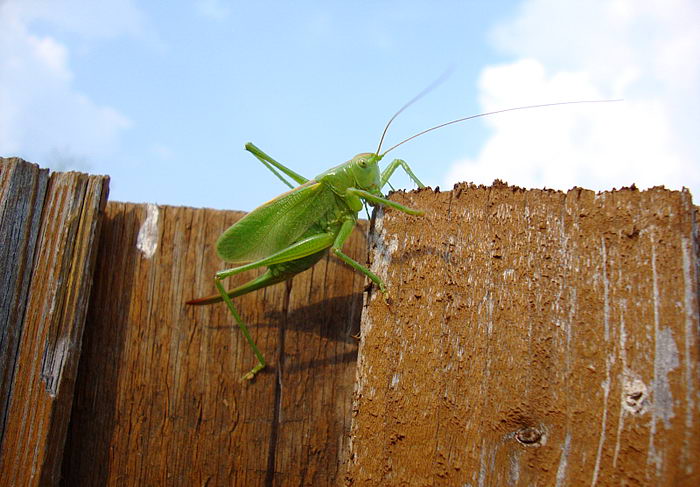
0, 158, 48, 443
0, 158, 109, 486
347, 183, 700, 486
62, 202, 367, 486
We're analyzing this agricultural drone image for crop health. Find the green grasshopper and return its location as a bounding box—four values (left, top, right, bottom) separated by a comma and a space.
187, 97, 617, 380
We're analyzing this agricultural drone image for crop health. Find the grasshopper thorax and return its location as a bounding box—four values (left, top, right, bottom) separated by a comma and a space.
316, 152, 384, 200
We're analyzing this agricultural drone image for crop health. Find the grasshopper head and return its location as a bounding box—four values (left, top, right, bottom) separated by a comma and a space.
350, 152, 383, 195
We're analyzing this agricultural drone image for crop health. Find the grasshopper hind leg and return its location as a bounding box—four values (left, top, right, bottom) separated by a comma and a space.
205, 251, 328, 381
214, 278, 266, 380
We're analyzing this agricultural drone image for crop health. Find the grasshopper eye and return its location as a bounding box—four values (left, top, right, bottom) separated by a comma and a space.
358, 159, 367, 168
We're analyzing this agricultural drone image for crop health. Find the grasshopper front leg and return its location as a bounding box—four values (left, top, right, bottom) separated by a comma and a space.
346, 188, 424, 216
380, 158, 425, 189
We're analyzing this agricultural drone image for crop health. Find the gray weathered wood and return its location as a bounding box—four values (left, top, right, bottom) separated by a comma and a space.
0, 158, 109, 486
0, 158, 49, 443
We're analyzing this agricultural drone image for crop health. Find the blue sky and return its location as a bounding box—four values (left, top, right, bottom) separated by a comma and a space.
2, 1, 699, 211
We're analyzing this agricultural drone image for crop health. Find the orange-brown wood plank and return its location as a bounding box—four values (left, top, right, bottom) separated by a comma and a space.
347, 183, 700, 486
62, 202, 366, 486
0, 158, 109, 485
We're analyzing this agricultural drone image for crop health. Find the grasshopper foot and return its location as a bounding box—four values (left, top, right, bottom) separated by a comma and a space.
241, 361, 266, 381
380, 286, 393, 305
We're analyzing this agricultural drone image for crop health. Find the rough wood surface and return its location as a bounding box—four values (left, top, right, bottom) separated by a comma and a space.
0, 158, 48, 443
0, 158, 109, 485
62, 202, 367, 486
347, 183, 700, 486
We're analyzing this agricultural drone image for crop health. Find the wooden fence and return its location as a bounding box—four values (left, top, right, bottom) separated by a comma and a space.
1, 157, 698, 486
61, 201, 364, 486
347, 183, 700, 485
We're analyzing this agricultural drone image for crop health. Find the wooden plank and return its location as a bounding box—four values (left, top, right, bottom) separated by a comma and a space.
347, 183, 700, 486
0, 158, 110, 485
62, 202, 366, 485
0, 158, 48, 443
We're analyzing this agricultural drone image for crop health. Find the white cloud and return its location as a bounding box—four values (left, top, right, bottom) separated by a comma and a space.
0, 0, 141, 170
446, 0, 700, 196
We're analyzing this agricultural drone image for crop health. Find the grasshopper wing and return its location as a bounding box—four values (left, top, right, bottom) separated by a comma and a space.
216, 181, 335, 264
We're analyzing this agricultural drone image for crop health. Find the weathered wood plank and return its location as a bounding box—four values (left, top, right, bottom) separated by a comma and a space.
347, 183, 700, 486
0, 158, 109, 485
62, 202, 366, 485
0, 158, 48, 443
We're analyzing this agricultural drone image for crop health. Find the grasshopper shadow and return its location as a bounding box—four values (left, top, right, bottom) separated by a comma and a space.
206, 291, 364, 374
206, 292, 364, 344
279, 291, 364, 373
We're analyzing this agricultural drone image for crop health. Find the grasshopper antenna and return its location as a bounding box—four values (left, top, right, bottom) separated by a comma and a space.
381, 99, 623, 156
375, 69, 454, 155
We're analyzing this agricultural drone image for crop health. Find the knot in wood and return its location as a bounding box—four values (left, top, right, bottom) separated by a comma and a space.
515, 426, 543, 446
